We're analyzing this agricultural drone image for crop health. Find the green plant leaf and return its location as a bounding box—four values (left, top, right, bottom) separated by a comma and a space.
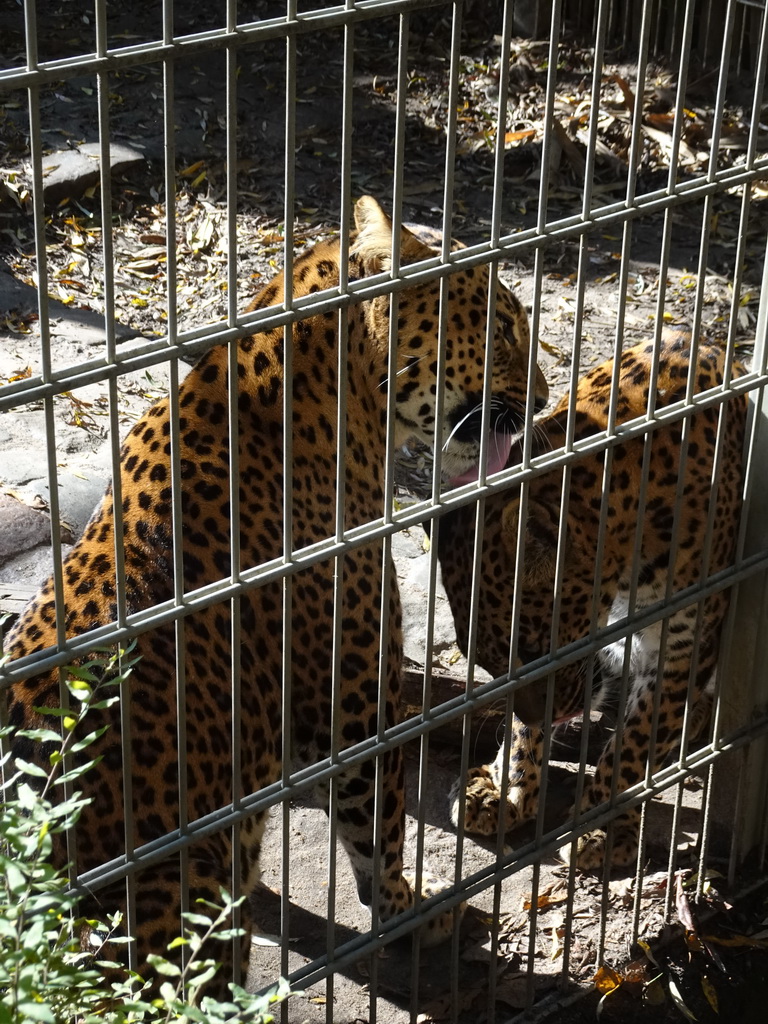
14, 757, 48, 778
70, 725, 110, 753
2, 859, 28, 895
181, 912, 215, 928
13, 1001, 56, 1023
55, 756, 103, 784
210, 927, 245, 941
145, 953, 182, 977
16, 727, 63, 744
186, 961, 219, 988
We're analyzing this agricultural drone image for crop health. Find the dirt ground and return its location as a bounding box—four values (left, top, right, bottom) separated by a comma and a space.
2, 4, 768, 1023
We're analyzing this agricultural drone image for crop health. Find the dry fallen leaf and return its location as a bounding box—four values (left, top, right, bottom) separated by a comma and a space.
700, 974, 719, 1013
675, 873, 697, 933
643, 975, 667, 1007
505, 128, 537, 144
637, 938, 660, 968
668, 976, 698, 1021
523, 880, 569, 911
594, 964, 622, 995
609, 73, 637, 116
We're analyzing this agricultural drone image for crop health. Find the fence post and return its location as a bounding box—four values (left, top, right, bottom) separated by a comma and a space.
709, 237, 768, 870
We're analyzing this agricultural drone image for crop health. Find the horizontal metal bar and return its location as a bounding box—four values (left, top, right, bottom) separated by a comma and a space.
293, 724, 768, 993
0, 0, 447, 91
268, 716, 768, 995
2, 376, 763, 687
3, 158, 767, 414
39, 546, 768, 902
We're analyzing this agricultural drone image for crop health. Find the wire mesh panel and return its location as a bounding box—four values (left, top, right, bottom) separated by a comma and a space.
1, 1, 768, 1022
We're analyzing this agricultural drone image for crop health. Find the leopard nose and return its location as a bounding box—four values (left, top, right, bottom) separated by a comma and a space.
533, 366, 550, 413
511, 683, 546, 726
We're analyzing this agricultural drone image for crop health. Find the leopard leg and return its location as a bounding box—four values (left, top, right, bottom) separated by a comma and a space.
562, 605, 719, 871
332, 743, 459, 947
451, 717, 544, 837
83, 838, 251, 999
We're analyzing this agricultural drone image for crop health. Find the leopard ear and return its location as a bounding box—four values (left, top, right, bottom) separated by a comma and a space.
353, 196, 435, 273
501, 496, 565, 587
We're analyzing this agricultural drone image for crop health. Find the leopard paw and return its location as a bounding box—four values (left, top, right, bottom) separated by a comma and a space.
559, 826, 639, 871
449, 765, 523, 837
402, 870, 465, 946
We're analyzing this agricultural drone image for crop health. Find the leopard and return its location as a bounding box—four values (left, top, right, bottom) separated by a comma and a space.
436, 332, 746, 871
2, 195, 549, 989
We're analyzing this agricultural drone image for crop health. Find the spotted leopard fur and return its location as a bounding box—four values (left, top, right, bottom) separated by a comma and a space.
4, 196, 548, 987
438, 334, 746, 870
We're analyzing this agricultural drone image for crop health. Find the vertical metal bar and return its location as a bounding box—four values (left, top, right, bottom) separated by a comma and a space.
94, 63, 128, 630
507, 2, 564, 1003
159, 0, 191, 972
368, 11, 422, 1016
657, 488, 692, 924
686, 0, 736, 364
485, 703, 513, 1024
580, 0, 608, 221
437, 1, 462, 261
664, 0, 695, 192
737, 2, 749, 76
163, 0, 178, 349
607, 0, 670, 923
536, 466, 576, 970
336, 7, 355, 293
628, 445, 669, 942
520, 0, 562, 470
281, 3, 297, 1009
411, 526, 443, 1023
325, 8, 356, 1018
432, 9, 469, 1022
436, 0, 464, 481
24, 0, 77, 886
472, 5, 524, 1014
93, 0, 141, 970
372, 545, 395, 1024
326, 408, 345, 1020
609, 0, 653, 382
225, 0, 243, 984
653, 0, 735, 921
489, 0, 513, 251
25, 5, 63, 644
552, 0, 614, 969
591, 0, 654, 943
563, 0, 609, 446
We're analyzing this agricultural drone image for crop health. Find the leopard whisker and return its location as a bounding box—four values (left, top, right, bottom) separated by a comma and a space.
441, 402, 483, 451
468, 698, 509, 762
532, 421, 554, 453
377, 354, 429, 390
442, 398, 525, 454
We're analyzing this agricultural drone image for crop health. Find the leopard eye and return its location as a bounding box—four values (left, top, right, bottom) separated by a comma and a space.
499, 315, 518, 347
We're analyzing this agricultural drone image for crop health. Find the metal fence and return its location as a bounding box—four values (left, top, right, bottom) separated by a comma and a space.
2, 0, 768, 1022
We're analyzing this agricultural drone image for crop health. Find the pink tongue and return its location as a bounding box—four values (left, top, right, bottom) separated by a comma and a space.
449, 433, 514, 486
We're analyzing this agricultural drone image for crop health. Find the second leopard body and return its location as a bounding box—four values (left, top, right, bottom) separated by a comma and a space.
438, 334, 746, 869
